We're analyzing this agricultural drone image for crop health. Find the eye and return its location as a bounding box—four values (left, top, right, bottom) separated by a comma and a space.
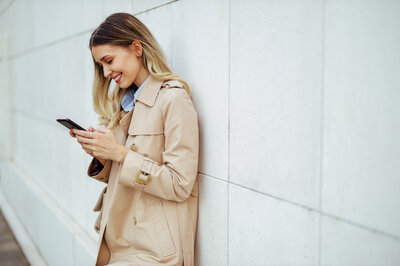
106, 59, 113, 64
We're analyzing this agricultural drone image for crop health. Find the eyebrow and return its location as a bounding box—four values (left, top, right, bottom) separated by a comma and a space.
97, 55, 110, 64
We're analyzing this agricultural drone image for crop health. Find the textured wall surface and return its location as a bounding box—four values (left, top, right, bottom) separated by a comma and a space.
0, 0, 399, 265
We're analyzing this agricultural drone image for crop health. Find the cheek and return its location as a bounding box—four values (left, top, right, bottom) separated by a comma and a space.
126, 58, 141, 77
131, 57, 141, 71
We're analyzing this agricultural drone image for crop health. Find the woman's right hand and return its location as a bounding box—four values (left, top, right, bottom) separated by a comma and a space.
69, 129, 76, 138
71, 126, 107, 166
69, 126, 95, 138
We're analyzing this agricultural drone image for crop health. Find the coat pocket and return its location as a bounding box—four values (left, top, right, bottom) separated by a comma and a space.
94, 210, 103, 234
93, 186, 107, 212
148, 201, 176, 257
93, 186, 107, 234
190, 177, 199, 198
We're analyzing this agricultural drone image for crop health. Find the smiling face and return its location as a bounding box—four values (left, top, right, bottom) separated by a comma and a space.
91, 42, 144, 89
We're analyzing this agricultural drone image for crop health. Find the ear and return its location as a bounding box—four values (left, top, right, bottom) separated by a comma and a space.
130, 40, 143, 57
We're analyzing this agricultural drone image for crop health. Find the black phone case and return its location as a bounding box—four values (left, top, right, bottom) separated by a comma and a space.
57, 119, 86, 131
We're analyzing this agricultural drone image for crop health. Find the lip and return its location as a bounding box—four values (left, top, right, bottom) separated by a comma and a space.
112, 73, 122, 83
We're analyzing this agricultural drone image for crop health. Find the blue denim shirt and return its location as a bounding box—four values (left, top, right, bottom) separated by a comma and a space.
121, 74, 150, 111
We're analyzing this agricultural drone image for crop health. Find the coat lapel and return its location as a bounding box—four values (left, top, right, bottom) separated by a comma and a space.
119, 110, 133, 137
136, 75, 164, 107
128, 75, 164, 135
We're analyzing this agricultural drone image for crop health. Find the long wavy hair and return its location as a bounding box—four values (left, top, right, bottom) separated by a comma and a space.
89, 12, 190, 129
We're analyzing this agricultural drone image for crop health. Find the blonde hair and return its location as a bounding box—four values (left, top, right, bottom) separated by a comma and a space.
89, 13, 191, 129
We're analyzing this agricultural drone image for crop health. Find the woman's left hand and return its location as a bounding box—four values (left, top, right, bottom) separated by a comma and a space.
74, 128, 129, 163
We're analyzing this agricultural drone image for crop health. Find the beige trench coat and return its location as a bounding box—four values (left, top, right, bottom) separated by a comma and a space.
87, 75, 199, 266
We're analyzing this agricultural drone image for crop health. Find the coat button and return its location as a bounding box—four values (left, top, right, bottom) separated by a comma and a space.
133, 216, 137, 225
130, 143, 138, 152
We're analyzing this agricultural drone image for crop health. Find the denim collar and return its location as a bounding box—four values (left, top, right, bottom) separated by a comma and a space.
121, 74, 150, 111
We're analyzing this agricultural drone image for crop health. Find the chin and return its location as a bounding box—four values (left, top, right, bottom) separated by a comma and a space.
120, 82, 136, 90
118, 82, 130, 89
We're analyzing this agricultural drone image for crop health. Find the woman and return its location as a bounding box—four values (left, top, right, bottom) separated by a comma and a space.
70, 13, 199, 266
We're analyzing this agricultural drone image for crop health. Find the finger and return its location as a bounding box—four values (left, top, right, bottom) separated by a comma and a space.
84, 149, 95, 157
81, 143, 93, 152
82, 143, 96, 153
69, 129, 76, 138
82, 148, 93, 156
73, 129, 86, 137
77, 136, 95, 145
84, 148, 94, 156
87, 126, 95, 132
95, 127, 109, 134
74, 129, 94, 138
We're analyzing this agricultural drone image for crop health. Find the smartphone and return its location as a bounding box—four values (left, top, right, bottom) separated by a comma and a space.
56, 118, 87, 131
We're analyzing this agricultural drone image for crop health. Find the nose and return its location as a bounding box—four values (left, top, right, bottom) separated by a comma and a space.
103, 66, 112, 79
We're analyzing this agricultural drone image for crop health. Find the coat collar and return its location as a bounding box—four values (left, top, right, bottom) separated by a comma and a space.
127, 76, 184, 135
135, 74, 164, 107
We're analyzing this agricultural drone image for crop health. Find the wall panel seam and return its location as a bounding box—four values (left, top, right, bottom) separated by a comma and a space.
227, 0, 231, 264
227, 181, 400, 242
319, 211, 400, 242
11, 108, 68, 127
10, 28, 94, 59
133, 0, 178, 16
0, 0, 15, 17
9, 0, 179, 59
319, 0, 327, 265
198, 172, 228, 183
3, 160, 98, 245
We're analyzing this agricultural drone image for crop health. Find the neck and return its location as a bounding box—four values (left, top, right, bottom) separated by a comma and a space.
134, 68, 150, 88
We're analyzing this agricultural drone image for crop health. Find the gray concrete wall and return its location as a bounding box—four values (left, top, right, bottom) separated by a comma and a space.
0, 0, 399, 265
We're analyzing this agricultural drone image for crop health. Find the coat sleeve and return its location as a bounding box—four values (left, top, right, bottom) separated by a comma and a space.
118, 88, 199, 202
87, 158, 112, 184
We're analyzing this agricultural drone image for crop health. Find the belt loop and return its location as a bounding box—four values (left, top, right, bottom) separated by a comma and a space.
142, 159, 152, 175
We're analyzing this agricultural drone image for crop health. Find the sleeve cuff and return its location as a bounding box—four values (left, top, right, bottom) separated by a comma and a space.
118, 150, 152, 191
87, 158, 111, 183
